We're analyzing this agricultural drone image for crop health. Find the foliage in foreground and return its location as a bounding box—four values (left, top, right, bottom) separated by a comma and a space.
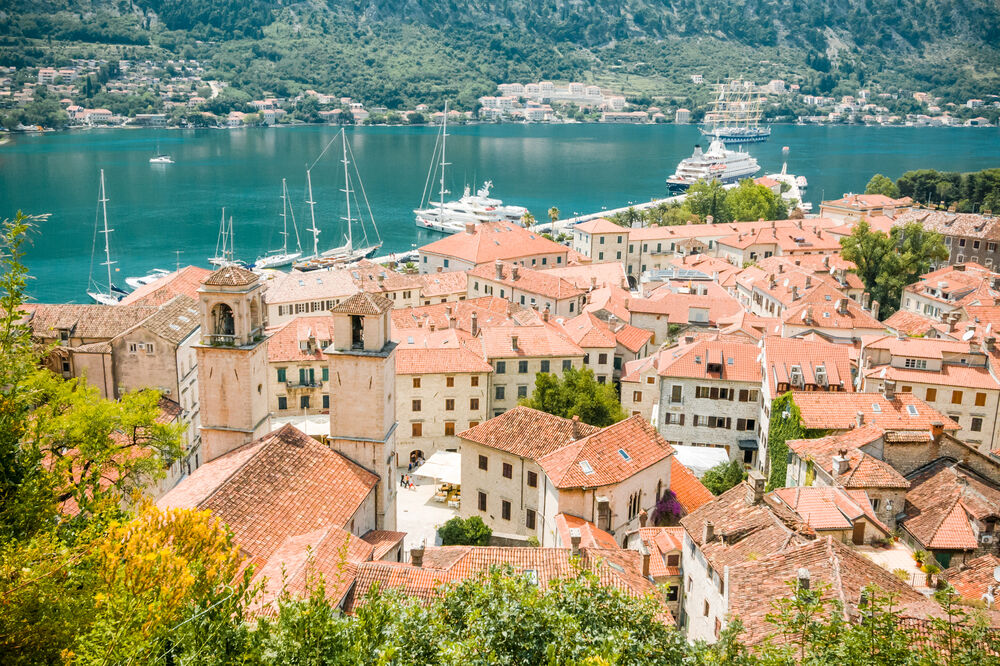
520, 367, 627, 427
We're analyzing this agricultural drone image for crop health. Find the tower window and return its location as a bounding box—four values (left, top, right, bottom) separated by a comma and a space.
211, 303, 235, 338
350, 314, 364, 349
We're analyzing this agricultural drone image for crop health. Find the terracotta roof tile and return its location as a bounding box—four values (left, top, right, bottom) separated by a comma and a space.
902, 460, 1000, 551
264, 267, 359, 304
615, 324, 653, 353
863, 363, 1000, 390
638, 526, 685, 577
419, 221, 568, 265
459, 406, 599, 459
655, 338, 761, 383
574, 217, 624, 234
26, 303, 157, 340
787, 429, 910, 489
781, 283, 884, 331
360, 530, 407, 560
119, 266, 213, 306
331, 291, 393, 315
537, 416, 674, 489
470, 261, 584, 301
583, 285, 633, 322
792, 392, 959, 432
555, 312, 617, 349
480, 325, 584, 358
669, 457, 714, 513
554, 513, 619, 549
391, 296, 533, 332
628, 291, 743, 324
772, 486, 872, 531
267, 314, 334, 363
941, 554, 1000, 601
136, 295, 200, 344
763, 336, 855, 394
203, 265, 258, 287
413, 270, 468, 297
543, 262, 628, 290
396, 329, 493, 374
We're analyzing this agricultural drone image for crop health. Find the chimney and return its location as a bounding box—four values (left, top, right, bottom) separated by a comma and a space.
804, 275, 812, 289
823, 255, 830, 268
429, 321, 436, 332
791, 285, 800, 301
987, 336, 996, 352
797, 567, 811, 591
571, 414, 581, 439
746, 470, 765, 505
856, 411, 864, 428
703, 520, 715, 543
511, 335, 519, 351
470, 311, 479, 337
465, 222, 476, 234
590, 276, 597, 289
930, 420, 944, 443
833, 449, 851, 475
861, 292, 870, 309
837, 298, 848, 315
705, 214, 714, 224
638, 509, 648, 527
569, 527, 581, 555
778, 264, 784, 274
542, 305, 550, 322
495, 259, 504, 280
436, 266, 443, 273
411, 538, 425, 567
511, 265, 520, 280
638, 541, 651, 578
883, 379, 896, 400
871, 300, 880, 320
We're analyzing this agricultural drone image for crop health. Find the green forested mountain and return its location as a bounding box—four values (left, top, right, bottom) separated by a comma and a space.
2, 0, 998, 108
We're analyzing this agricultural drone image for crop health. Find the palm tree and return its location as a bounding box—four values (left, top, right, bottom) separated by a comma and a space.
548, 206, 560, 224
521, 211, 536, 228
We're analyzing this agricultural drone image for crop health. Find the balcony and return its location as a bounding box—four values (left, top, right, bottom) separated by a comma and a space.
204, 334, 236, 347
286, 379, 322, 390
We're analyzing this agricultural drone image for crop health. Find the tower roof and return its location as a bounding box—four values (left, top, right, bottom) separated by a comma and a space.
203, 265, 259, 287
331, 291, 393, 316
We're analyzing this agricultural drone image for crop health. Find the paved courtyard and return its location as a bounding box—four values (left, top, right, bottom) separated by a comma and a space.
855, 541, 934, 593
396, 470, 458, 557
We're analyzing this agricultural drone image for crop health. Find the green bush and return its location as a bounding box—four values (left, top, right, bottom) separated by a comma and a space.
438, 516, 492, 546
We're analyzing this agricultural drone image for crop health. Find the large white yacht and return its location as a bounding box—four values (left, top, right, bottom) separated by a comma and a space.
415, 181, 529, 234
666, 140, 761, 193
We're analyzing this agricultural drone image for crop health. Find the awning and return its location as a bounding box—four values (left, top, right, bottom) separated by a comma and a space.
738, 439, 759, 450
410, 450, 462, 485
271, 414, 331, 437
671, 445, 730, 477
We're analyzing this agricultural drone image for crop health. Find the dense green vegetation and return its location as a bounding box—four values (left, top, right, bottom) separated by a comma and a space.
765, 392, 807, 491
896, 168, 1000, 213
840, 219, 949, 319
521, 367, 627, 427
2, 0, 999, 111
609, 178, 790, 228
701, 459, 748, 496
438, 516, 492, 546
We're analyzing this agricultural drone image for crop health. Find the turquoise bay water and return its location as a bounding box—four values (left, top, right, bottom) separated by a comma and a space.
1, 123, 999, 303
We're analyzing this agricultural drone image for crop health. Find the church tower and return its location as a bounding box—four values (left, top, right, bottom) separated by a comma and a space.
327, 292, 398, 530
195, 266, 271, 463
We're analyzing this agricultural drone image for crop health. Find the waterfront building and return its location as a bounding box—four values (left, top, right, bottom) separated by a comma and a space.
572, 218, 628, 264
417, 221, 569, 275
675, 108, 690, 124
818, 193, 913, 223
264, 267, 359, 327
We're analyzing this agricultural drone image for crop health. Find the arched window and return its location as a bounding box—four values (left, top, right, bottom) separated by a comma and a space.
656, 480, 663, 502
249, 298, 260, 332
212, 303, 235, 337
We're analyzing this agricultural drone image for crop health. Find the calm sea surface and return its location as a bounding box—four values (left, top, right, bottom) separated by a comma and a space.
1, 123, 999, 302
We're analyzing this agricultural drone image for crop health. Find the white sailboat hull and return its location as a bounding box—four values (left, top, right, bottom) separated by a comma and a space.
255, 252, 302, 269
88, 291, 122, 306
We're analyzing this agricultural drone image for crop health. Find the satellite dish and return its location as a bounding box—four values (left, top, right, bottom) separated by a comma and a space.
963, 329, 976, 341
993, 566, 1000, 583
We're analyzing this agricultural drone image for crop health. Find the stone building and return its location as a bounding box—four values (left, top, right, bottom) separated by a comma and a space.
468, 260, 585, 317
267, 314, 334, 416
417, 221, 569, 274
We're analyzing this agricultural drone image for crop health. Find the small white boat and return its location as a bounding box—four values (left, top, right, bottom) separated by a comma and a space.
255, 179, 303, 269
795, 175, 808, 190
125, 268, 171, 290
149, 155, 174, 164
87, 170, 126, 305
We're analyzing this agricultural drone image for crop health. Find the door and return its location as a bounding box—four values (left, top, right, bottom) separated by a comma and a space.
852, 521, 865, 545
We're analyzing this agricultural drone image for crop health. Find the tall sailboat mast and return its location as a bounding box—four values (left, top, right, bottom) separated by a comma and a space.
306, 169, 320, 258
98, 169, 115, 293
280, 178, 290, 254
340, 128, 353, 252
438, 100, 449, 219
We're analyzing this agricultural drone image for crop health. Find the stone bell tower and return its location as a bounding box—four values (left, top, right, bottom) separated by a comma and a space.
327, 292, 398, 530
195, 265, 271, 463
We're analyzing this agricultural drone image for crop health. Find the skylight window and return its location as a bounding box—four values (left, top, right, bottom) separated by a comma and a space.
618, 448, 632, 462
872, 403, 882, 413
824, 294, 832, 301
406, 336, 414, 344
579, 460, 594, 475
907, 405, 919, 416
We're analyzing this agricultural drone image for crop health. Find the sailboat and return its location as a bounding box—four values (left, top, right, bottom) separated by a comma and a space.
208, 208, 245, 268
255, 179, 303, 269
125, 268, 171, 290
87, 170, 127, 305
292, 128, 383, 272
413, 101, 527, 234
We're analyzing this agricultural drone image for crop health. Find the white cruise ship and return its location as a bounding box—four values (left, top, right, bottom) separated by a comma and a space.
415, 181, 528, 234
666, 140, 761, 193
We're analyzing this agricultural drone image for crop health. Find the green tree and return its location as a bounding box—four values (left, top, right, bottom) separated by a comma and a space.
865, 173, 900, 198
701, 459, 747, 495
724, 179, 788, 222
438, 515, 492, 546
684, 179, 732, 223
521, 367, 627, 427
521, 210, 536, 228
548, 206, 560, 224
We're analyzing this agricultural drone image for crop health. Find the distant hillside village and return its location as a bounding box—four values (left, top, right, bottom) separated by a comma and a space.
22, 187, 1000, 639
2, 58, 997, 131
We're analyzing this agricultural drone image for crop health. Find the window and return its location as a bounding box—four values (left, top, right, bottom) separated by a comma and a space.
277, 367, 287, 383
598, 353, 608, 364
633, 391, 642, 402
496, 361, 506, 374
670, 385, 683, 403
518, 360, 528, 374
495, 385, 505, 400
871, 498, 881, 512
527, 470, 538, 487
445, 398, 455, 411
412, 377, 421, 388
972, 417, 983, 432
974, 240, 981, 249
526, 508, 536, 530
471, 375, 479, 387
976, 392, 987, 407
904, 358, 928, 369
667, 553, 680, 567
412, 423, 422, 437
665, 413, 685, 425
503, 462, 513, 479
517, 385, 528, 398
960, 238, 967, 247
478, 491, 487, 511
445, 376, 455, 388
479, 455, 488, 471
445, 421, 455, 436
468, 421, 479, 428
562, 360, 572, 372
322, 394, 329, 409
647, 376, 655, 384
540, 360, 550, 373
298, 395, 309, 409
952, 390, 964, 404
666, 585, 679, 602
736, 418, 756, 431
470, 398, 480, 410
277, 396, 287, 410
412, 399, 421, 412
926, 387, 937, 402
703, 600, 710, 617
501, 500, 511, 521
627, 490, 642, 520
584, 353, 590, 364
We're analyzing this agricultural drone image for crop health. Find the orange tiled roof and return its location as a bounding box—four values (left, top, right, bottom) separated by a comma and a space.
413, 270, 468, 297
204, 265, 258, 287
763, 336, 854, 394
26, 303, 157, 340
781, 283, 883, 331
628, 291, 744, 324
391, 296, 531, 332
638, 526, 685, 577
903, 460, 1000, 551
555, 312, 617, 349
574, 217, 623, 234
332, 291, 393, 315
615, 323, 653, 353
654, 338, 761, 383
119, 265, 212, 306
941, 554, 1000, 601
863, 363, 1000, 391
458, 406, 600, 459
544, 262, 628, 290
792, 392, 959, 432
772, 486, 887, 532
554, 513, 619, 549
583, 285, 633, 322
480, 324, 584, 358
419, 221, 568, 265
470, 261, 583, 301
537, 416, 673, 489
267, 314, 334, 363
669, 457, 714, 513
360, 530, 407, 560
396, 329, 493, 374
788, 430, 909, 490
